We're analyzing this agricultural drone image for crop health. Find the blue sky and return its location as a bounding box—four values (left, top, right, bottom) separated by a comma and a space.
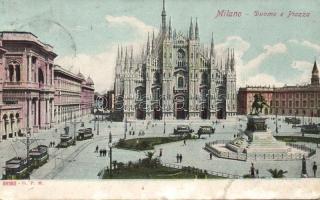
1, 0, 320, 92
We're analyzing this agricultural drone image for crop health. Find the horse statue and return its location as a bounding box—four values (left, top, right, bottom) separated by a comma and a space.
251, 93, 269, 115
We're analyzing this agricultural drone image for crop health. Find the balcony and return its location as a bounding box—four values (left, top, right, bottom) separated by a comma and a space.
3, 81, 54, 92
173, 86, 188, 94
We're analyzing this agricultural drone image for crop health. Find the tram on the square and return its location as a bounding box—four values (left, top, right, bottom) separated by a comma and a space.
29, 145, 49, 168
76, 128, 93, 141
58, 134, 75, 148
301, 123, 320, 134
2, 157, 31, 180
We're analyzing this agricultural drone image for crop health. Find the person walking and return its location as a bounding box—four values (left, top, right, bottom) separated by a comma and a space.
179, 154, 183, 163
313, 162, 317, 177
176, 154, 179, 163
210, 153, 213, 160
250, 163, 255, 178
159, 148, 163, 157
95, 145, 99, 153
99, 149, 102, 157
183, 139, 186, 146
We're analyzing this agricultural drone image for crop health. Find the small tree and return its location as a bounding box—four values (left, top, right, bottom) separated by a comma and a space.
145, 151, 155, 161
268, 168, 288, 178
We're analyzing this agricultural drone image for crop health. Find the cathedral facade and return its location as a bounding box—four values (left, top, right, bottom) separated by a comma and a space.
113, 0, 237, 121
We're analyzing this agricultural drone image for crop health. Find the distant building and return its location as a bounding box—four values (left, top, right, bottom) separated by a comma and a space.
238, 61, 320, 117
54, 66, 94, 124
0, 31, 94, 141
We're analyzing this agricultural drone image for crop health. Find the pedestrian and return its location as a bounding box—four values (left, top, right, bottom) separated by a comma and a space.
210, 153, 212, 160
159, 148, 162, 157
313, 162, 317, 177
256, 169, 259, 178
99, 149, 102, 157
250, 163, 255, 178
95, 145, 99, 153
176, 153, 179, 163
104, 149, 106, 157
53, 141, 55, 147
223, 125, 224, 128
183, 139, 186, 146
179, 154, 183, 163
133, 131, 135, 135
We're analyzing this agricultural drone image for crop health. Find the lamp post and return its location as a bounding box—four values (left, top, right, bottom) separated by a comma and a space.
108, 131, 113, 177
275, 111, 278, 133
124, 117, 127, 139
26, 131, 31, 166
163, 105, 166, 134
97, 114, 100, 136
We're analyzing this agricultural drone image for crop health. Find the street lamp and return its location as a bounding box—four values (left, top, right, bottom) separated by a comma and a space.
108, 131, 113, 177
275, 110, 278, 133
124, 117, 127, 139
163, 105, 166, 134
26, 131, 31, 166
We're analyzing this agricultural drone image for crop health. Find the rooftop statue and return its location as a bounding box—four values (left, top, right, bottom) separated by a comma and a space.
251, 93, 269, 115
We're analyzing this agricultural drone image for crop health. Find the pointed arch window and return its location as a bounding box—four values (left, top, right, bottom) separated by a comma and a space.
177, 49, 185, 67
178, 77, 184, 88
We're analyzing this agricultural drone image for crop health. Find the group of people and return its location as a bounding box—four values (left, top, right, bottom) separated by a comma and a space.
176, 153, 183, 163
49, 141, 56, 148
95, 145, 108, 157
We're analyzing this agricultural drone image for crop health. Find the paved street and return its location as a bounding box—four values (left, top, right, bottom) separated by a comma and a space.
1, 115, 319, 179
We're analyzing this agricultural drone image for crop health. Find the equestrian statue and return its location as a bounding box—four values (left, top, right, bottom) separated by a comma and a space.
251, 93, 269, 115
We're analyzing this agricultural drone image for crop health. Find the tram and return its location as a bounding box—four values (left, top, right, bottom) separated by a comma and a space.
2, 157, 31, 180
29, 145, 49, 168
58, 134, 75, 148
301, 124, 320, 134
76, 128, 93, 141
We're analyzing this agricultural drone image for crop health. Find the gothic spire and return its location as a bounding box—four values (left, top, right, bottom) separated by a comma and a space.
146, 32, 150, 55
120, 45, 123, 61
124, 47, 128, 69
210, 33, 215, 57
151, 30, 155, 53
189, 17, 194, 40
141, 45, 145, 60
226, 48, 230, 71
195, 18, 199, 40
168, 17, 172, 39
161, 0, 166, 34
231, 48, 235, 72
116, 44, 120, 64
130, 46, 134, 68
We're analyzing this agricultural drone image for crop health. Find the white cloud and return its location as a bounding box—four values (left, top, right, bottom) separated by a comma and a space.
106, 15, 155, 37
216, 36, 287, 88
56, 15, 156, 93
290, 60, 313, 84
245, 43, 287, 70
289, 39, 320, 52
245, 73, 284, 87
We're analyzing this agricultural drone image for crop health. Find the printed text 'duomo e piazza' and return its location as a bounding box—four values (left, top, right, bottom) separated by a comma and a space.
215, 10, 311, 18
